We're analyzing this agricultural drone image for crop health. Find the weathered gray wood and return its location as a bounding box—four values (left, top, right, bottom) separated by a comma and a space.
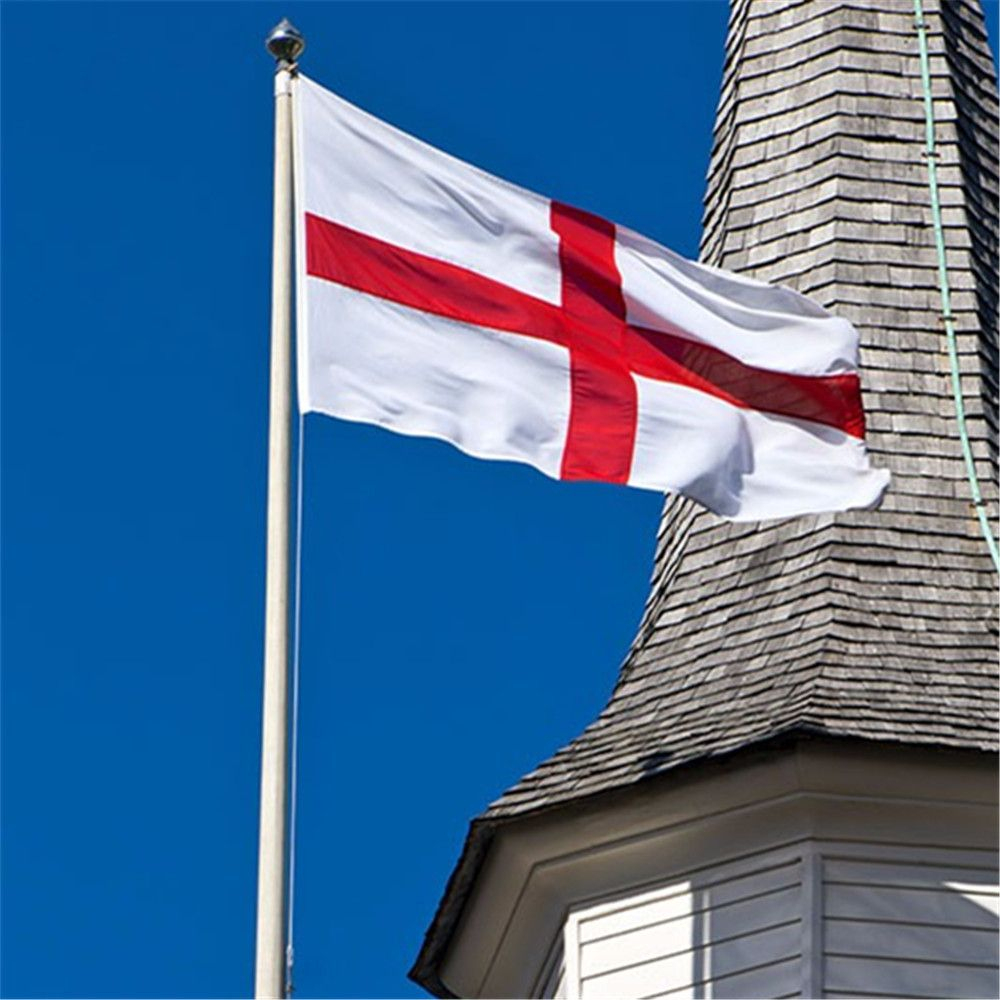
485, 0, 999, 823
411, 3, 1000, 994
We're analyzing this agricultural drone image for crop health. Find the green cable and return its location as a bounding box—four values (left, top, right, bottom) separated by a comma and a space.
912, 0, 1000, 573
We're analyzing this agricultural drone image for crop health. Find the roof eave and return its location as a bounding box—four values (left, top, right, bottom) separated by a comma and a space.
409, 726, 997, 996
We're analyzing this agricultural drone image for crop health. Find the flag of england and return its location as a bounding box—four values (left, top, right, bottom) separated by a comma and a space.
293, 74, 889, 521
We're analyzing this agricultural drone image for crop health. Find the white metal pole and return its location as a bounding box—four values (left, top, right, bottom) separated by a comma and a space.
256, 19, 304, 1000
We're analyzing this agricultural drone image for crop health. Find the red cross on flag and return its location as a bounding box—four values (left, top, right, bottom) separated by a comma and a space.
294, 75, 889, 521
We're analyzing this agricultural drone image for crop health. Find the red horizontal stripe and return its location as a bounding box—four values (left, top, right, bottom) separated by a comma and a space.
305, 211, 866, 439
625, 325, 865, 438
306, 210, 569, 349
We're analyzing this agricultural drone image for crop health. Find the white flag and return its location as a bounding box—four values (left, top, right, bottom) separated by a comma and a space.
293, 74, 889, 521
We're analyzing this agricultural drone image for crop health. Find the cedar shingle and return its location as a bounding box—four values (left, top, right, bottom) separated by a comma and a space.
411, 5, 999, 991
486, 0, 998, 822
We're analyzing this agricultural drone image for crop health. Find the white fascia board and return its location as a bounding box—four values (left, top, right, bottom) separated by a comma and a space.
438, 742, 998, 998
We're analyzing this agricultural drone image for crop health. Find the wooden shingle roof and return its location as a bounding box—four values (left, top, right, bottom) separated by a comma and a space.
412, 0, 998, 989
486, 0, 999, 822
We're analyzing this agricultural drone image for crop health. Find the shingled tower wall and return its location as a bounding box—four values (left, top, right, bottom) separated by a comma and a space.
412, 1, 998, 994
484, 0, 999, 821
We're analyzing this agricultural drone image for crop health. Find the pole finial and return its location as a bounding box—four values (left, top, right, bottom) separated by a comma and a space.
266, 18, 305, 69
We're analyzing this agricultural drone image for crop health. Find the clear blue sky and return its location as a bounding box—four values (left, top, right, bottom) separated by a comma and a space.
2, 3, 997, 998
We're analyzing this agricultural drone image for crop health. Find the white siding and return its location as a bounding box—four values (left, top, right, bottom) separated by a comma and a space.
567, 849, 804, 999
822, 854, 999, 1000
444, 746, 996, 999
556, 844, 999, 1000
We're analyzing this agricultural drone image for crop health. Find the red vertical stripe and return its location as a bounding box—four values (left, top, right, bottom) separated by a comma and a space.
551, 203, 637, 484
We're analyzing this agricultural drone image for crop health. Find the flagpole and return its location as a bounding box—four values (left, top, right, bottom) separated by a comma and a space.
256, 18, 304, 1000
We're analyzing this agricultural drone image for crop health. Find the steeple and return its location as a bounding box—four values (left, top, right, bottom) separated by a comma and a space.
412, 2, 998, 996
